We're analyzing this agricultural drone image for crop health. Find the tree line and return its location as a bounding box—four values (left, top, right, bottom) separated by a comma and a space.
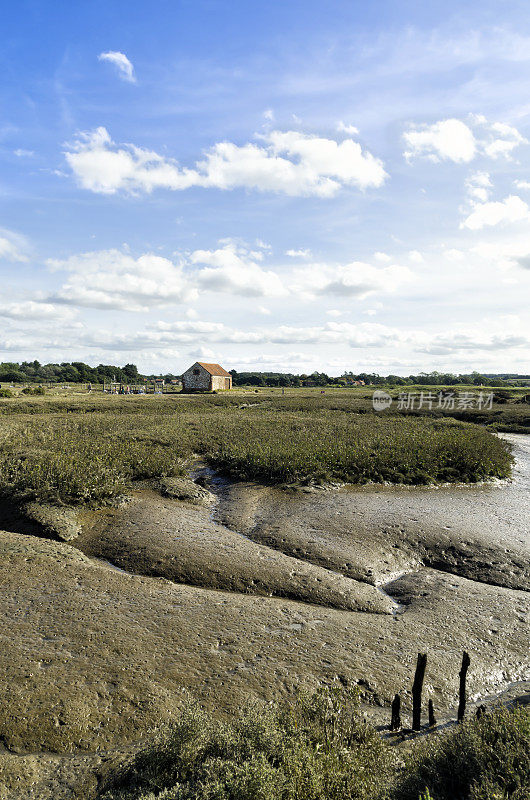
0, 362, 520, 387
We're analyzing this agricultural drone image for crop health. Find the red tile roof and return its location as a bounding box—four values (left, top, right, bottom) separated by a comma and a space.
197, 362, 231, 377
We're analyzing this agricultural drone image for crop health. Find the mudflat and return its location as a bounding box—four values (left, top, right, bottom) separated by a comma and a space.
0, 434, 528, 798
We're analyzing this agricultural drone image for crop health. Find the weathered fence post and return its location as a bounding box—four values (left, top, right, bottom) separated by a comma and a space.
428, 698, 436, 727
390, 693, 401, 731
412, 653, 427, 731
457, 651, 471, 722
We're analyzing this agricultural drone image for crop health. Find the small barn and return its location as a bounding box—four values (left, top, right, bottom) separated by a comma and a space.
181, 362, 232, 392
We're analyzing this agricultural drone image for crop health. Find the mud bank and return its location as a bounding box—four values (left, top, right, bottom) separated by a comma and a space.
0, 434, 528, 798
215, 434, 530, 591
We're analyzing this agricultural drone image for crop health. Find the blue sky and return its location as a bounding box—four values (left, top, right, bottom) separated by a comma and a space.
1, 0, 530, 375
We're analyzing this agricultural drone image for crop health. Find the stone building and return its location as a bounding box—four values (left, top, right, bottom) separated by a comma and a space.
181, 362, 232, 392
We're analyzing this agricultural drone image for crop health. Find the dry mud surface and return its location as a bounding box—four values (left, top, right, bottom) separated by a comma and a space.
0, 434, 528, 798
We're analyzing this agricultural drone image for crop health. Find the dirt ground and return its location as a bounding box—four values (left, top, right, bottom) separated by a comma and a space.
0, 434, 528, 798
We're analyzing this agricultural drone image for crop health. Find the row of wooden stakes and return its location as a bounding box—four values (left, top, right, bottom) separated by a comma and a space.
390, 651, 475, 732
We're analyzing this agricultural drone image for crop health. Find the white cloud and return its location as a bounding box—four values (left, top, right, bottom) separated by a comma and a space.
465, 171, 492, 202
41, 240, 412, 312
404, 117, 527, 164
514, 179, 530, 190
47, 249, 195, 311
461, 195, 530, 230
0, 229, 29, 262
98, 51, 136, 83
443, 248, 465, 261
13, 148, 34, 157
64, 128, 199, 195
337, 122, 360, 135
191, 243, 287, 297
291, 261, 411, 299
481, 120, 527, 159
417, 331, 529, 355
404, 119, 477, 163
0, 301, 75, 320
65, 127, 387, 197
285, 248, 312, 258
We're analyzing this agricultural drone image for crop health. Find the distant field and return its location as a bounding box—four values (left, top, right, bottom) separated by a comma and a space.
0, 389, 515, 506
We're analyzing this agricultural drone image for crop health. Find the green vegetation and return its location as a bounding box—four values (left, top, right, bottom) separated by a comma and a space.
0, 359, 142, 385
1, 360, 530, 389
100, 687, 393, 800
396, 705, 530, 800
210, 414, 511, 486
99, 691, 530, 800
0, 392, 513, 506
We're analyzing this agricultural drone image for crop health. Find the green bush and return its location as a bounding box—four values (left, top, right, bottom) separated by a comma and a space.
99, 698, 530, 800
21, 386, 46, 396
395, 706, 530, 800
0, 389, 12, 398
100, 687, 394, 800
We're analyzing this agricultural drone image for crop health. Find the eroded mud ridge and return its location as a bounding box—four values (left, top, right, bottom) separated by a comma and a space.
0, 434, 528, 799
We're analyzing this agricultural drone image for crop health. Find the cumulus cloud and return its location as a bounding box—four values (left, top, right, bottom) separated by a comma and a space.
191, 243, 287, 297
404, 119, 477, 163
461, 195, 530, 230
47, 249, 195, 311
64, 128, 199, 195
65, 127, 387, 197
480, 120, 527, 159
0, 301, 75, 320
337, 122, 360, 135
111, 318, 404, 349
98, 51, 136, 83
417, 331, 529, 355
290, 260, 411, 299
513, 255, 530, 270
465, 171, 492, 202
0, 229, 29, 262
404, 117, 527, 164
285, 248, 312, 258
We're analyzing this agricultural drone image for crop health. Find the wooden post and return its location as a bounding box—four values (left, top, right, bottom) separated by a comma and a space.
428, 699, 436, 727
458, 651, 471, 722
412, 653, 427, 731
390, 693, 401, 731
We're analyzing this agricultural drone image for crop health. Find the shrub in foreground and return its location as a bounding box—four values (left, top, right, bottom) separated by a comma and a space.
100, 687, 394, 800
395, 705, 530, 800
99, 696, 530, 800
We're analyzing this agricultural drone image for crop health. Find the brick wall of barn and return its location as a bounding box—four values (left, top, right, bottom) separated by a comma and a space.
182, 364, 211, 391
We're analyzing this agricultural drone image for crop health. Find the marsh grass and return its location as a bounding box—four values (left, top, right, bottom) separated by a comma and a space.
100, 687, 394, 800
99, 693, 530, 800
395, 705, 530, 800
0, 393, 514, 505
209, 413, 512, 485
